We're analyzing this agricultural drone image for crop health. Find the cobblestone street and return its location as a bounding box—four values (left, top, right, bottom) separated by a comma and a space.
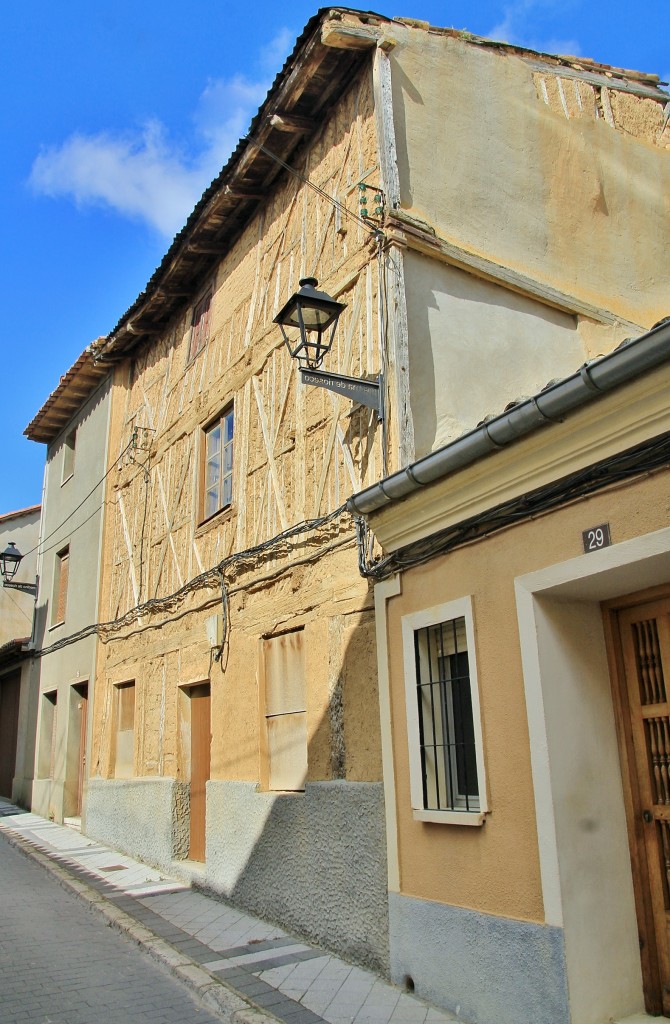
0, 834, 224, 1024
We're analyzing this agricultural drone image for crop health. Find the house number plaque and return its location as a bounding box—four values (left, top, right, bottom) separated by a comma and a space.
582, 523, 612, 553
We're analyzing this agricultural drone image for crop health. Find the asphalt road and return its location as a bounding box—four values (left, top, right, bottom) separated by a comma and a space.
0, 834, 224, 1024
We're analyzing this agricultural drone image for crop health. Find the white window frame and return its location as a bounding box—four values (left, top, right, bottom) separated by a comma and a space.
401, 596, 488, 825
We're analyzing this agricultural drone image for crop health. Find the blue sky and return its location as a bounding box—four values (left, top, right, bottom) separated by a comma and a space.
1, 1, 668, 514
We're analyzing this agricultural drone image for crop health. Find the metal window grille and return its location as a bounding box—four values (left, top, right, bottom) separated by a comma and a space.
414, 616, 479, 812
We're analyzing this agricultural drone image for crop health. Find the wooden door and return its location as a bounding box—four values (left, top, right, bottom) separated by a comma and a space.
189, 684, 211, 862
0, 672, 21, 798
75, 683, 88, 815
608, 591, 670, 1016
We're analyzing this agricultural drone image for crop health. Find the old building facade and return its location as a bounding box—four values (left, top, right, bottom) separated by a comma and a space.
26, 6, 670, 1019
0, 505, 40, 804
86, 13, 390, 970
25, 347, 111, 825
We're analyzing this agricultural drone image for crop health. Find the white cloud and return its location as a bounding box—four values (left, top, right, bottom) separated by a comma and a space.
28, 28, 295, 239
488, 1, 581, 56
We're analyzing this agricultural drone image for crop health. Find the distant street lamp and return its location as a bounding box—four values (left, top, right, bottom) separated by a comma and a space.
0, 542, 37, 596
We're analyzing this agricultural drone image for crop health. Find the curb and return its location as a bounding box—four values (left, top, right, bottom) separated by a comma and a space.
0, 823, 277, 1024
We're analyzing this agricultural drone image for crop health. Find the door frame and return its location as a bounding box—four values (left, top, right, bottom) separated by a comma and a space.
603, 582, 670, 1017
515, 528, 670, 1024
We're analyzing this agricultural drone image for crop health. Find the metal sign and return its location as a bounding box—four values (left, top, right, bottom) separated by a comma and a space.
299, 368, 383, 419
582, 523, 612, 553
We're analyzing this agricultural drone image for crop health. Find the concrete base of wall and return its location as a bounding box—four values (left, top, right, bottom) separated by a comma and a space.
204, 780, 388, 972
388, 892, 569, 1024
86, 777, 189, 869
85, 776, 388, 972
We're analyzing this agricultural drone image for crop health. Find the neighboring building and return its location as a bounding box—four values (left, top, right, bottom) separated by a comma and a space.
337, 10, 670, 1024
349, 317, 670, 1024
0, 505, 40, 804
34, 3, 668, 1010
25, 345, 111, 825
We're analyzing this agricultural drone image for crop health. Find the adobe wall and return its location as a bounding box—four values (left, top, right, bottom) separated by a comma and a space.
88, 67, 389, 968
388, 25, 670, 329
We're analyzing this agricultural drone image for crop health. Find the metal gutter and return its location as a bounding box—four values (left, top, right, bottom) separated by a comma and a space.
347, 317, 670, 516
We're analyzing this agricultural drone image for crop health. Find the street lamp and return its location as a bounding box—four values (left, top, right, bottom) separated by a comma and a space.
273, 277, 347, 371
0, 542, 37, 596
0, 542, 22, 583
276, 277, 384, 421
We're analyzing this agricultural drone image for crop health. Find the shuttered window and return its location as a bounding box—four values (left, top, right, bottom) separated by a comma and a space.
114, 682, 135, 779
262, 631, 307, 792
52, 547, 69, 625
188, 292, 212, 361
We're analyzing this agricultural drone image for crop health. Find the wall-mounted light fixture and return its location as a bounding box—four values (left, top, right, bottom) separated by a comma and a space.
0, 542, 38, 596
275, 278, 383, 420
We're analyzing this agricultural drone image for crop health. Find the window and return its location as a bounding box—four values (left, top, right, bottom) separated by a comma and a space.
402, 598, 487, 824
114, 682, 135, 779
52, 547, 70, 625
62, 428, 76, 483
188, 291, 212, 361
201, 407, 234, 521
262, 631, 307, 792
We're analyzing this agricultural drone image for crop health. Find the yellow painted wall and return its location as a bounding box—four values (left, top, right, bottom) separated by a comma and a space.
385, 464, 670, 922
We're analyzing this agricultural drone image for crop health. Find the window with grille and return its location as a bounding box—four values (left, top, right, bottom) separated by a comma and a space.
188, 292, 212, 361
201, 407, 233, 522
402, 598, 487, 824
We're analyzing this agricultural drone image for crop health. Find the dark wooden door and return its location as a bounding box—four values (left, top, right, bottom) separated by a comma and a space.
0, 672, 21, 799
75, 683, 88, 815
608, 593, 670, 1016
189, 684, 211, 862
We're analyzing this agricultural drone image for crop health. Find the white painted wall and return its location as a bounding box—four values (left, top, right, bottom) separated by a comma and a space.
404, 252, 586, 458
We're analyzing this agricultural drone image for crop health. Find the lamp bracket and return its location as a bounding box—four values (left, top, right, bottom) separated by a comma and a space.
299, 368, 384, 420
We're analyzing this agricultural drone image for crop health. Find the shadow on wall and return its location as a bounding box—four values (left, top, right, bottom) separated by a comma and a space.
204, 591, 390, 973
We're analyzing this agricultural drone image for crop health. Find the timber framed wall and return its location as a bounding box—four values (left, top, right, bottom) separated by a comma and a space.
88, 64, 390, 970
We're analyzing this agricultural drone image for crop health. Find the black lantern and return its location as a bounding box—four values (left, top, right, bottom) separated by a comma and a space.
274, 278, 346, 370
0, 542, 22, 583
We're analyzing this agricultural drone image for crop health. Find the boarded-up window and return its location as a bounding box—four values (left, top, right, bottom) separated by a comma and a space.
52, 547, 69, 625
188, 291, 211, 361
114, 682, 135, 779
263, 631, 307, 791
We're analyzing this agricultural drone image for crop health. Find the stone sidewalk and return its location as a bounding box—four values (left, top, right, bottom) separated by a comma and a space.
0, 800, 456, 1024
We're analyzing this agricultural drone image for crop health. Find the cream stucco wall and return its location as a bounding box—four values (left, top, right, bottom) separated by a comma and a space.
404, 251, 588, 456
31, 376, 111, 823
388, 27, 670, 329
0, 508, 40, 645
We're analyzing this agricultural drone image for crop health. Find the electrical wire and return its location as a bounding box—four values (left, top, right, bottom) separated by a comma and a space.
247, 137, 381, 233
31, 503, 350, 659
355, 432, 670, 581
20, 437, 135, 562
